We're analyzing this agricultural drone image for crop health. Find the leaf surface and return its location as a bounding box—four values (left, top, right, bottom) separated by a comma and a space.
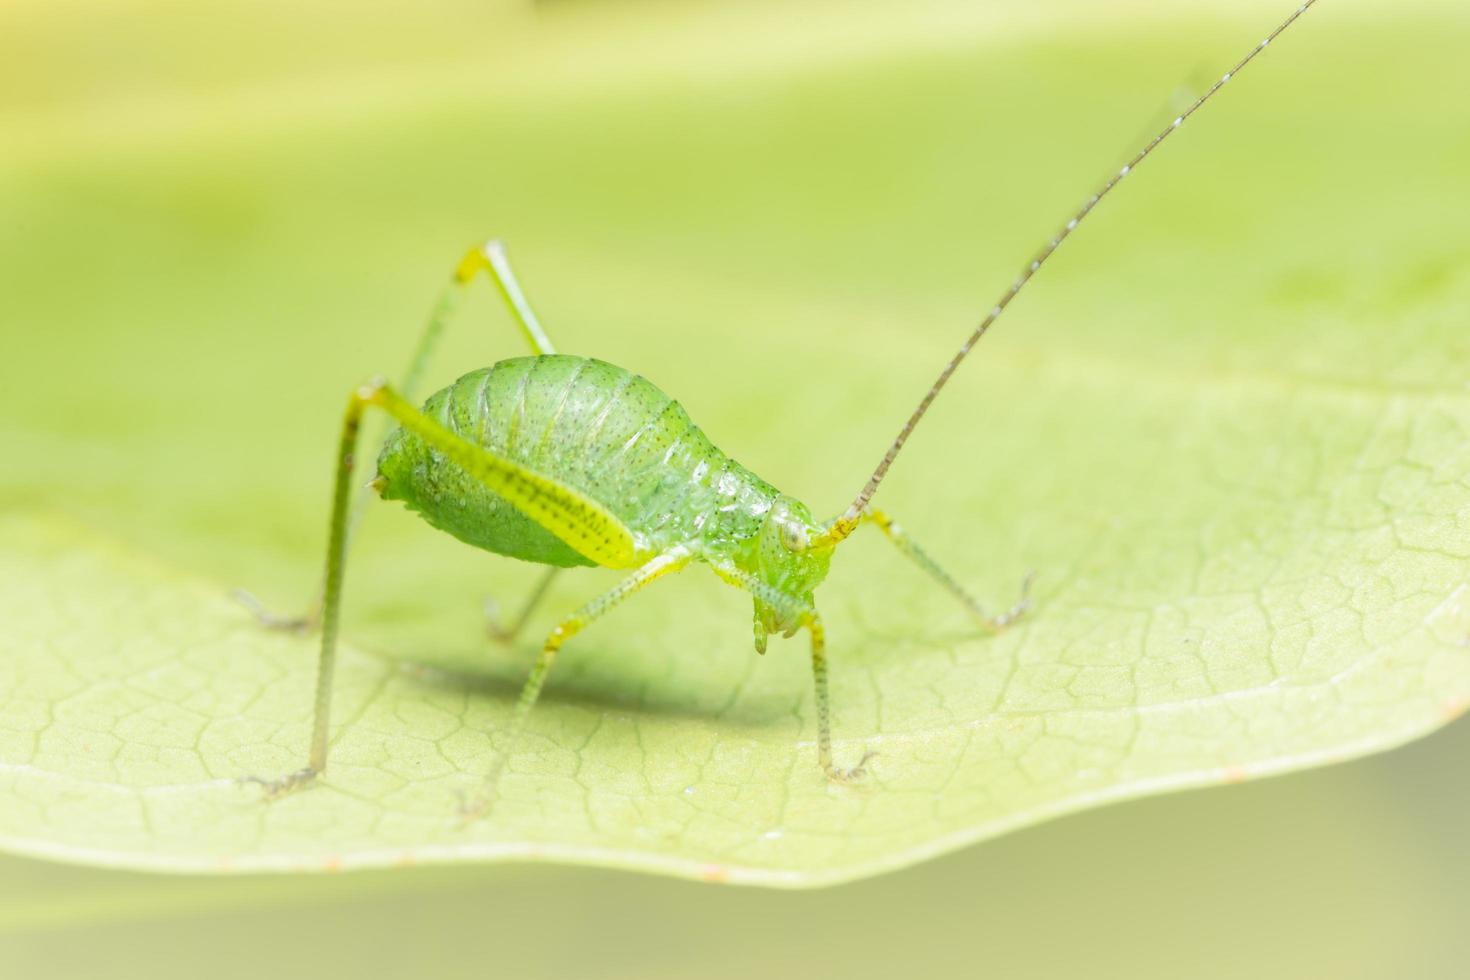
1, 0, 1468, 886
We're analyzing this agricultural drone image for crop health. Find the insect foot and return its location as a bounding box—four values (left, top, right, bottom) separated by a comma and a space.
981, 571, 1036, 633
825, 750, 877, 784
454, 787, 499, 827
230, 588, 320, 635
484, 568, 560, 645
482, 595, 516, 645
239, 767, 318, 800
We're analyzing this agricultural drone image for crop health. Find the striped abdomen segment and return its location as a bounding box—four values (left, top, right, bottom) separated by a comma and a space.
375, 355, 778, 567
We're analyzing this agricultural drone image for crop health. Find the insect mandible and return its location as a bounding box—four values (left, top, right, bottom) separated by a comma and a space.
240, 0, 1322, 815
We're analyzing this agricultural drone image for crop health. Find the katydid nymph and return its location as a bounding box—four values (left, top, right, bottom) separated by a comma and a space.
241, 0, 1321, 815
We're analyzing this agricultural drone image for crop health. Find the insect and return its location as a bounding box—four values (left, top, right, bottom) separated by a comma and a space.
242, 0, 1321, 813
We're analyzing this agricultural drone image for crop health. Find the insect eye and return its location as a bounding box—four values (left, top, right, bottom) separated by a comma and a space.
780, 523, 809, 553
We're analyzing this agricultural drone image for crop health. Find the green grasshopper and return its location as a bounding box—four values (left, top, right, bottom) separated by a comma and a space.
242, 0, 1320, 813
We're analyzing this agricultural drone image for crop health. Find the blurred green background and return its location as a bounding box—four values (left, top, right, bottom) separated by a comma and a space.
3, 0, 1468, 976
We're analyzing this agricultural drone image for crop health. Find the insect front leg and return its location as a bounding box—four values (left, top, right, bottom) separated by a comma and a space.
710, 565, 873, 783
234, 238, 561, 633
804, 609, 875, 782
863, 509, 1032, 631
460, 549, 693, 822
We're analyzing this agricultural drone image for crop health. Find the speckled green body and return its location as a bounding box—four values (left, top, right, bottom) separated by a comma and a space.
249, 1, 1309, 796
376, 355, 831, 613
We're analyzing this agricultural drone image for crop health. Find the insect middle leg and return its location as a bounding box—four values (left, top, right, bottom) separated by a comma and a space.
461, 549, 692, 820
236, 239, 561, 632
863, 509, 1032, 631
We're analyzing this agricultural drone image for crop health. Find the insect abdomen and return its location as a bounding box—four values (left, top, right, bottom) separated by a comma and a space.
375, 355, 776, 566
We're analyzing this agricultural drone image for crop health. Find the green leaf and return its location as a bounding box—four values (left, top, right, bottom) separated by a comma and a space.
2, 0, 1468, 886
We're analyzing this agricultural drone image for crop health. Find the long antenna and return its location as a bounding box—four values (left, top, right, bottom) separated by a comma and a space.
820, 0, 1319, 544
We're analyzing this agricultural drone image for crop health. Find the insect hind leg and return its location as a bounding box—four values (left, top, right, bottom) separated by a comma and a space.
484, 566, 561, 644
233, 238, 563, 633
232, 588, 316, 634
244, 377, 647, 802
452, 239, 558, 358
